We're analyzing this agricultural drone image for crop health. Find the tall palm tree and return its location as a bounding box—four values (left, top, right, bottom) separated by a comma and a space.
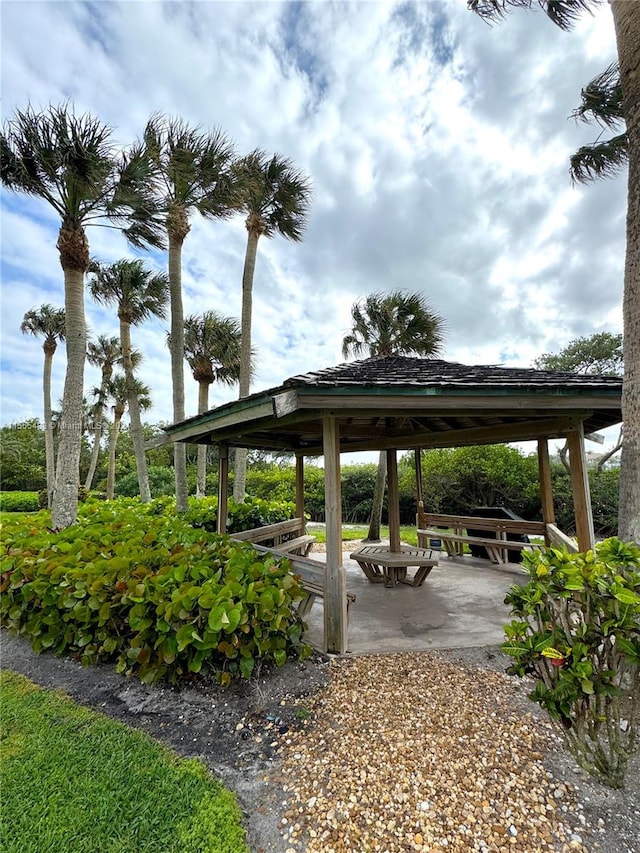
104, 373, 151, 500
342, 290, 445, 541
140, 114, 239, 511
20, 304, 65, 507
181, 311, 244, 497
88, 259, 168, 502
1, 104, 163, 528
232, 150, 312, 501
469, 1, 640, 544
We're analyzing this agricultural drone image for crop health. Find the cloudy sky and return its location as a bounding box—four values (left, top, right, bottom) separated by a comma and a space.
0, 0, 625, 456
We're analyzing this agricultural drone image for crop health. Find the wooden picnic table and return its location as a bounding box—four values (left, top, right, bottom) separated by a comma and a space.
349, 544, 439, 588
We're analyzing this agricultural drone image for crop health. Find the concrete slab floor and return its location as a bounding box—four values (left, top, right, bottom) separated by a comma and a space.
302, 550, 528, 655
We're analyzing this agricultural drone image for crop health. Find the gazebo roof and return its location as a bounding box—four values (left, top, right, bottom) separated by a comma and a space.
164, 356, 623, 455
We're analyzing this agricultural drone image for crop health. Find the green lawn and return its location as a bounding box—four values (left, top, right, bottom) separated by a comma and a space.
0, 670, 248, 853
308, 523, 419, 546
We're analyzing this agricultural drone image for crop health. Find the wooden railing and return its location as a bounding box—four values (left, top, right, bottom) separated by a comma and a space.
416, 511, 580, 563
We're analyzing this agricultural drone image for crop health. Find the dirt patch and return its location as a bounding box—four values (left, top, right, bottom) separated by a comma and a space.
1, 631, 638, 853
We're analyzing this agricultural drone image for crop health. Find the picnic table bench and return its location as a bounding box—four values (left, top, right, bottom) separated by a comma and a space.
416, 512, 546, 565
230, 517, 315, 557
349, 544, 439, 587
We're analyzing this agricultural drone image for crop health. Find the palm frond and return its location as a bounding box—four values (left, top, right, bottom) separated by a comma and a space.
236, 150, 312, 241
20, 303, 66, 338
88, 259, 169, 323
182, 310, 245, 386
570, 133, 628, 183
571, 63, 624, 129
2, 104, 119, 221
141, 113, 238, 221
342, 290, 446, 360
468, 0, 600, 30
108, 143, 167, 250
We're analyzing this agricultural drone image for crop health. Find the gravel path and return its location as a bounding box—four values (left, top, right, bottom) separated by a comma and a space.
1, 632, 638, 853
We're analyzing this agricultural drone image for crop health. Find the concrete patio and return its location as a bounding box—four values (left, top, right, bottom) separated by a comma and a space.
302, 546, 528, 654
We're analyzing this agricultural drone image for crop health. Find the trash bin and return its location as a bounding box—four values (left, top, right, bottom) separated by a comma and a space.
467, 506, 530, 563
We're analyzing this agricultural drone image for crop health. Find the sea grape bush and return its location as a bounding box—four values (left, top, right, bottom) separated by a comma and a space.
0, 499, 310, 685
503, 538, 640, 788
185, 495, 296, 534
0, 491, 40, 512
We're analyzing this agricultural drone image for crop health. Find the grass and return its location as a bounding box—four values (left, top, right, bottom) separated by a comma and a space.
0, 670, 248, 853
308, 523, 419, 546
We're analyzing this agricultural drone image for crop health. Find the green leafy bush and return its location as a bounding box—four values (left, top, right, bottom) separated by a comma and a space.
503, 538, 640, 787
0, 492, 39, 512
185, 495, 296, 534
117, 466, 176, 498
1, 500, 310, 686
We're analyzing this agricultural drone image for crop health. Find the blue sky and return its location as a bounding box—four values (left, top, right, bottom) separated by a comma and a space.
0, 0, 624, 455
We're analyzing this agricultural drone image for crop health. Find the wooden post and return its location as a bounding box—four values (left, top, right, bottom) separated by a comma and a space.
537, 437, 555, 545
414, 447, 423, 511
217, 443, 229, 534
295, 454, 305, 528
387, 448, 401, 553
567, 424, 595, 552
323, 415, 347, 654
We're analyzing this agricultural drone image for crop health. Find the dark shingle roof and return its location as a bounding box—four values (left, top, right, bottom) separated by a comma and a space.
283, 356, 622, 391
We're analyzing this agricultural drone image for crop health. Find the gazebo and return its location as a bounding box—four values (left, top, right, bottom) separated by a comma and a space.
164, 356, 623, 654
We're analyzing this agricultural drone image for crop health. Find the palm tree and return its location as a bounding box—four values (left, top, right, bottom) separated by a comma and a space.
1, 104, 163, 528
140, 114, 239, 512
88, 259, 169, 502
232, 150, 312, 501
84, 335, 120, 489
20, 304, 65, 508
469, 0, 640, 544
84, 335, 143, 490
104, 373, 151, 500
181, 311, 244, 497
342, 290, 445, 541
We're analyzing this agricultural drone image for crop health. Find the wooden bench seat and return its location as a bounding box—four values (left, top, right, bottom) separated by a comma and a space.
272, 534, 315, 557
230, 517, 312, 548
349, 544, 439, 587
417, 528, 541, 565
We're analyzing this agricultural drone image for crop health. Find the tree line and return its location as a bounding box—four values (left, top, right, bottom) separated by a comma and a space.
2, 107, 311, 528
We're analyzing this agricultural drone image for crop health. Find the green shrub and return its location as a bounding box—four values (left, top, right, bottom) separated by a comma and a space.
1, 500, 310, 686
116, 466, 176, 498
185, 495, 296, 534
0, 492, 39, 512
503, 538, 640, 788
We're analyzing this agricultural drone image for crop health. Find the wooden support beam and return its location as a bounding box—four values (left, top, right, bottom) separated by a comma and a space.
322, 416, 348, 654
537, 437, 555, 544
567, 425, 595, 552
414, 447, 423, 510
217, 444, 229, 535
387, 448, 401, 553
295, 454, 305, 527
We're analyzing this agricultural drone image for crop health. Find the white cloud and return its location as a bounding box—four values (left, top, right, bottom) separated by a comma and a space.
1, 0, 624, 457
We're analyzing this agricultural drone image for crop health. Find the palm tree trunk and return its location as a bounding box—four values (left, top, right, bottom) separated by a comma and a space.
365, 450, 387, 542
51, 260, 86, 529
168, 228, 189, 511
196, 379, 210, 498
233, 229, 260, 502
84, 418, 103, 490
106, 409, 122, 500
42, 346, 56, 509
612, 0, 640, 543
120, 318, 151, 502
